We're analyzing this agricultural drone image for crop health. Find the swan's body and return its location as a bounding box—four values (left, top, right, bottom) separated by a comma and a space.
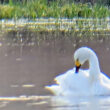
46, 68, 90, 96
45, 47, 110, 96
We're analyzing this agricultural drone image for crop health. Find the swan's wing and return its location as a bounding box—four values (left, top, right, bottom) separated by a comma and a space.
45, 68, 90, 96
55, 68, 75, 84
45, 69, 75, 95
55, 68, 89, 91
101, 72, 110, 85
91, 72, 110, 95
55, 68, 89, 83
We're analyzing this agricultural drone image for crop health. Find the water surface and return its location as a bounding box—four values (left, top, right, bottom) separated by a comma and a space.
0, 32, 110, 109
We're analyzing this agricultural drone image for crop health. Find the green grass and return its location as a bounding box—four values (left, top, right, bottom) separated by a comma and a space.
0, 0, 110, 19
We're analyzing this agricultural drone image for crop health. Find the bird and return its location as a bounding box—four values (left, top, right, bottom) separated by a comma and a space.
45, 47, 110, 96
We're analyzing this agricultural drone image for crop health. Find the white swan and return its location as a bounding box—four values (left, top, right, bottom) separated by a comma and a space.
45, 47, 110, 96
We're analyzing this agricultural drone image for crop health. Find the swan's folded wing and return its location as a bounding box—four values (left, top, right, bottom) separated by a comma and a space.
54, 69, 74, 84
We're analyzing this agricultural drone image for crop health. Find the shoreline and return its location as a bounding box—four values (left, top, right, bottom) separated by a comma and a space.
0, 18, 110, 32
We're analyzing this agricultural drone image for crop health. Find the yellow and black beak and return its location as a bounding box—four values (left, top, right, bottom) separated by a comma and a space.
75, 60, 81, 73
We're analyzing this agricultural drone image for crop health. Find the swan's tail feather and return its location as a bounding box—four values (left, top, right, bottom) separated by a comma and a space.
45, 85, 61, 95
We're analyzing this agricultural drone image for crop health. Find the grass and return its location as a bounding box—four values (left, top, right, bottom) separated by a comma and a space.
0, 0, 110, 19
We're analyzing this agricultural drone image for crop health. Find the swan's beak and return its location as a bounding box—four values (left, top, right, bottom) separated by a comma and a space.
75, 60, 81, 73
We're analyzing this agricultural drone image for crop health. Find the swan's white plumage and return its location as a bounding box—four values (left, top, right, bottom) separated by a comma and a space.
45, 47, 110, 96
46, 68, 90, 96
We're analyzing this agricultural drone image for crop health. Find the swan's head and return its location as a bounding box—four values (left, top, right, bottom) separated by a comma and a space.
74, 47, 94, 73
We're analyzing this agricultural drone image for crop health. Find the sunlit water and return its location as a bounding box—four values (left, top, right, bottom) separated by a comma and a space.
0, 31, 110, 109
0, 95, 110, 110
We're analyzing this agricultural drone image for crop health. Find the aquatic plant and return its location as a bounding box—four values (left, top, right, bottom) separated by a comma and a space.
0, 0, 110, 19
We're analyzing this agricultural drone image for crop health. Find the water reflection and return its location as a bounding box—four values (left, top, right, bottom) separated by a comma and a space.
0, 95, 110, 110
0, 95, 50, 109
50, 96, 110, 110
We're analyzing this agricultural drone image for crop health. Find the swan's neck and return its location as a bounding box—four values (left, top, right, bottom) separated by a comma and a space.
89, 53, 100, 81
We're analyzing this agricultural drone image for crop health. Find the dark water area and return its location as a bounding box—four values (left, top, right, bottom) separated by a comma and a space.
0, 31, 110, 109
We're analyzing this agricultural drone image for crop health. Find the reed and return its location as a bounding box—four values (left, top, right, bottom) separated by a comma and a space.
0, 0, 110, 19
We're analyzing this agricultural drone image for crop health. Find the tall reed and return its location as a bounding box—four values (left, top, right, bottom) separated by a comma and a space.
0, 0, 110, 19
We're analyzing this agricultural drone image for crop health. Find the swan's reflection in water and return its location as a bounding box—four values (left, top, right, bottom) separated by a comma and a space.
50, 96, 110, 110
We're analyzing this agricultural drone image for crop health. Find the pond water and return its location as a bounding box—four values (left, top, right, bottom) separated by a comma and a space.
0, 31, 110, 110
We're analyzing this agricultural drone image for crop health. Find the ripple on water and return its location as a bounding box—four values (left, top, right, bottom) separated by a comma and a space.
0, 95, 110, 109
10, 84, 35, 88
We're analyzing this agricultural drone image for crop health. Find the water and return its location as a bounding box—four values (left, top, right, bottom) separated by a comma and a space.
1, 95, 110, 110
0, 31, 110, 109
